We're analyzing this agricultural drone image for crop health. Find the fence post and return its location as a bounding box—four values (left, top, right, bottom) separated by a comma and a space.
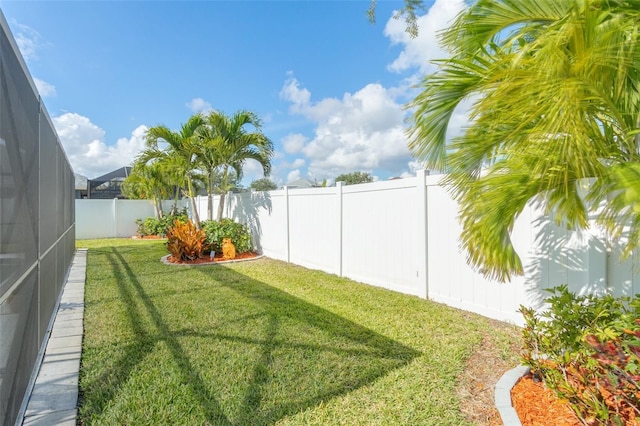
337, 181, 344, 277
113, 198, 118, 238
416, 170, 429, 299
284, 186, 290, 263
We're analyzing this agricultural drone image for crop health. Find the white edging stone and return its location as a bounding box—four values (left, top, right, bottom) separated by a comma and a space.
160, 254, 264, 266
495, 365, 530, 426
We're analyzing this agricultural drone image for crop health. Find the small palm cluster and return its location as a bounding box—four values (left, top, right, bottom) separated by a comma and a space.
122, 110, 274, 230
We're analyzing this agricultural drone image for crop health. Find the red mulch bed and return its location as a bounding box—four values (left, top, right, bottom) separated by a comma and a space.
512, 374, 581, 426
166, 251, 259, 264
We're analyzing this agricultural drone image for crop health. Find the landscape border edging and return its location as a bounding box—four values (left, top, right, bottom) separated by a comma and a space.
495, 365, 530, 426
160, 254, 264, 266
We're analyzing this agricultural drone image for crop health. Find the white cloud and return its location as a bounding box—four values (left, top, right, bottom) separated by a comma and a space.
275, 2, 471, 183
384, 0, 466, 74
286, 169, 301, 182
186, 97, 212, 114
12, 22, 43, 62
400, 160, 425, 178
52, 112, 147, 178
280, 77, 412, 180
282, 133, 307, 154
34, 78, 56, 97
280, 78, 311, 113
267, 157, 307, 186
291, 158, 306, 168
382, 0, 475, 172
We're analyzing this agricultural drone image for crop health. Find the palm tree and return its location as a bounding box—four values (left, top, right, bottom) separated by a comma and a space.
145, 114, 206, 229
121, 158, 171, 218
197, 110, 274, 221
193, 128, 223, 221
407, 0, 640, 280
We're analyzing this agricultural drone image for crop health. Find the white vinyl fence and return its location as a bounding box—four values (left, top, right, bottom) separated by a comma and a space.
76, 170, 640, 325
76, 199, 189, 239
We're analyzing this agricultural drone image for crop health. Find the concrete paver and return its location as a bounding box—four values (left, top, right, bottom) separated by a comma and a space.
21, 249, 86, 426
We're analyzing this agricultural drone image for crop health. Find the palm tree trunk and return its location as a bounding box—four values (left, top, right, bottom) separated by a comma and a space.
217, 193, 225, 221
216, 167, 229, 221
153, 198, 163, 219
154, 190, 164, 218
171, 186, 179, 215
187, 178, 201, 230
207, 173, 214, 221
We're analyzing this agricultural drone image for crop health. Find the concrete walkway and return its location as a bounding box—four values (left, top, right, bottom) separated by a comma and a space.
22, 249, 86, 426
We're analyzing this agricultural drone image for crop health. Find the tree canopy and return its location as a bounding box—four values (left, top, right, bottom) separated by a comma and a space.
197, 110, 274, 221
335, 171, 374, 186
407, 0, 640, 281
144, 115, 206, 229
250, 178, 278, 192
137, 110, 273, 226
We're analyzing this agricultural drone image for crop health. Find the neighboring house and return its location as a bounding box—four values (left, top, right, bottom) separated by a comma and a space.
283, 178, 318, 189
75, 173, 88, 199
87, 166, 131, 199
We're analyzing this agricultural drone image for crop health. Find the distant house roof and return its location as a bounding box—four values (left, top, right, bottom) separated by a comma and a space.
284, 178, 316, 189
87, 166, 132, 199
74, 173, 88, 190
91, 166, 131, 182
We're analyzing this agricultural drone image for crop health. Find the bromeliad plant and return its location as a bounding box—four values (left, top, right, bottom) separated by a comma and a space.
166, 219, 210, 261
520, 286, 640, 425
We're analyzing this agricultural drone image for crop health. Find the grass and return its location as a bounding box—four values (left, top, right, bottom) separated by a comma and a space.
78, 239, 521, 425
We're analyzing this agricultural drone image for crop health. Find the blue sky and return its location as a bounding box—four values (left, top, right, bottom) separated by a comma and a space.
1, 0, 468, 185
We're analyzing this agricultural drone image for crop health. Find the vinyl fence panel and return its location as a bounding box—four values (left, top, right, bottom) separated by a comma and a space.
341, 178, 425, 297
288, 187, 341, 275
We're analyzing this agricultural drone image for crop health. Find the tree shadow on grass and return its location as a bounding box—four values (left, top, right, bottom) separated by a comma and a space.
192, 266, 421, 425
82, 247, 420, 425
82, 248, 233, 424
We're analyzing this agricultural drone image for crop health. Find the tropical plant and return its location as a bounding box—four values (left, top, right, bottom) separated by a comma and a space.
335, 171, 373, 186
135, 208, 189, 237
166, 219, 210, 261
520, 286, 640, 424
145, 114, 206, 229
196, 110, 274, 221
121, 158, 172, 218
406, 0, 640, 281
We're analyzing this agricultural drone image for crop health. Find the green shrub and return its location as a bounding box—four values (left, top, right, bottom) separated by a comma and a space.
520, 285, 640, 424
135, 217, 164, 237
201, 219, 253, 254
135, 208, 189, 237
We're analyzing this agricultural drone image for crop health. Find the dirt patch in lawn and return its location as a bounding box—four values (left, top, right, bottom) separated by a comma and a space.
456, 319, 523, 425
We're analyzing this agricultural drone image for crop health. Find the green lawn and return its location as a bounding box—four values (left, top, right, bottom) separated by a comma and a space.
78, 239, 520, 425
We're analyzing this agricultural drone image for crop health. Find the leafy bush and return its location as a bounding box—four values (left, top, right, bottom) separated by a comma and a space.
135, 217, 163, 237
201, 219, 253, 254
520, 285, 640, 425
135, 209, 189, 237
166, 219, 209, 261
